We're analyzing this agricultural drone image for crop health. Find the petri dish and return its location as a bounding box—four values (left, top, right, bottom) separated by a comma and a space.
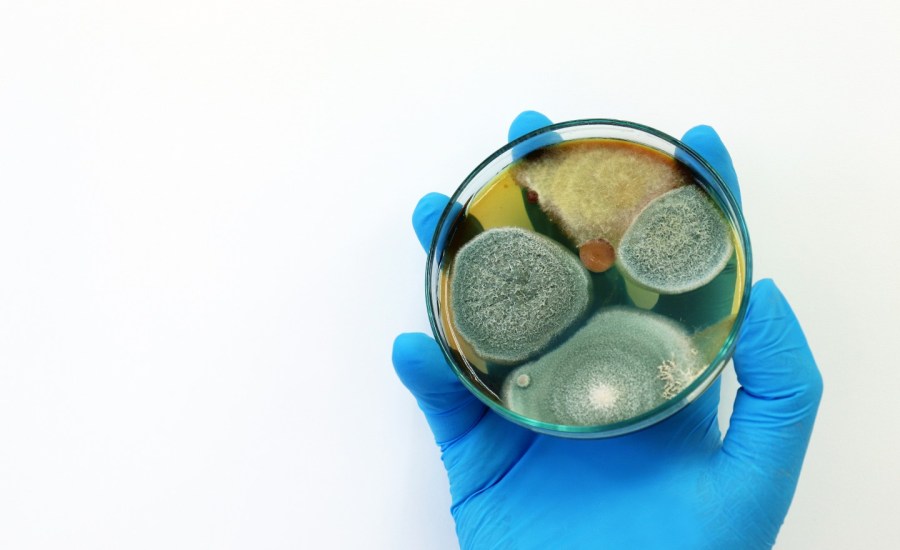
426, 119, 751, 438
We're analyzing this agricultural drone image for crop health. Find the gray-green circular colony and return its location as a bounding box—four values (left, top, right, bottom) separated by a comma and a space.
617, 185, 734, 295
502, 308, 702, 426
449, 227, 592, 364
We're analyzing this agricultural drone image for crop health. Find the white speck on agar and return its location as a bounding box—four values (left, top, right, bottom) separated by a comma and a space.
516, 374, 531, 388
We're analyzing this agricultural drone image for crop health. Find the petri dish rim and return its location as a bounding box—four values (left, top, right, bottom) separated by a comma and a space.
425, 118, 753, 438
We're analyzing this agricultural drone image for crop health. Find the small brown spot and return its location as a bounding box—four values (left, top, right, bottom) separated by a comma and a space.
526, 189, 539, 203
579, 239, 615, 272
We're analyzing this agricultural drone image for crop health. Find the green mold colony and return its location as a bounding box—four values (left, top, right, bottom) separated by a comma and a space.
617, 185, 733, 294
450, 228, 592, 364
502, 308, 702, 425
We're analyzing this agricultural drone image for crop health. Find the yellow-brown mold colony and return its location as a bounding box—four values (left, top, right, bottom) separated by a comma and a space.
513, 140, 691, 249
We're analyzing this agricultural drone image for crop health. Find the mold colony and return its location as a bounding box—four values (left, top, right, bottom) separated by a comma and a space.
502, 308, 702, 425
617, 185, 734, 294
441, 138, 743, 427
450, 228, 591, 364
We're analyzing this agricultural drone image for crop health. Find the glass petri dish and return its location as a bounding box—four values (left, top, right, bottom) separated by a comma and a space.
426, 119, 752, 438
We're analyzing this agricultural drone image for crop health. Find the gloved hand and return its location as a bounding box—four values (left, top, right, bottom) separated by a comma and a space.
392, 111, 823, 550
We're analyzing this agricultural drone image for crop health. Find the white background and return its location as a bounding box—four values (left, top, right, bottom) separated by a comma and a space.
1, 1, 898, 548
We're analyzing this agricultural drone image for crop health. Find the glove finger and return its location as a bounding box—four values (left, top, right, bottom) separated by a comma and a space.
508, 110, 560, 159
412, 192, 454, 252
508, 110, 554, 141
721, 279, 823, 474
392, 332, 486, 445
681, 125, 742, 207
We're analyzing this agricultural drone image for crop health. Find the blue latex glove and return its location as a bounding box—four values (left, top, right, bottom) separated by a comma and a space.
393, 111, 823, 550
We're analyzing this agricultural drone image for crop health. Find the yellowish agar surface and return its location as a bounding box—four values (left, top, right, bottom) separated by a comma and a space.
731, 231, 746, 316
693, 314, 738, 364
466, 173, 534, 230
624, 276, 660, 309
